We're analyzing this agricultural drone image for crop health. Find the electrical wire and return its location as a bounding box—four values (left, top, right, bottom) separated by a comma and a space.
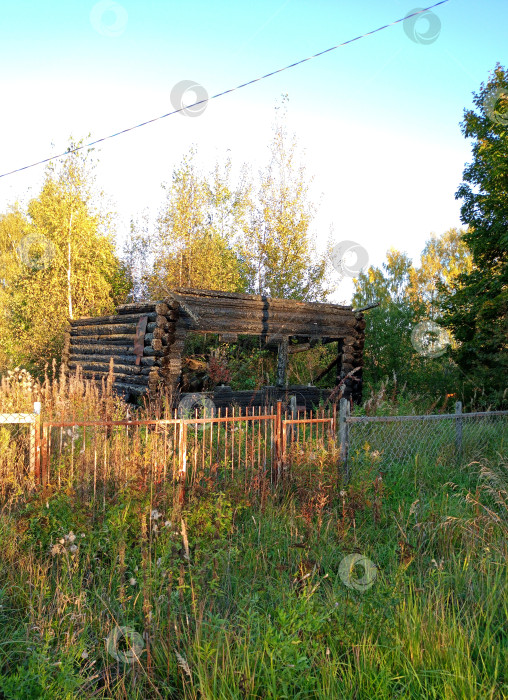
0, 1, 451, 179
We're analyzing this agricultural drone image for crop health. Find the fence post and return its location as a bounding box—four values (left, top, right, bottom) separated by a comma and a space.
274, 400, 282, 482
41, 425, 48, 486
455, 401, 463, 464
339, 397, 350, 480
178, 420, 187, 504
31, 402, 41, 482
288, 394, 296, 447
282, 422, 287, 478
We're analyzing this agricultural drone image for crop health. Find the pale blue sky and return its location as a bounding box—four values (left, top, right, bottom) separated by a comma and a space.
1, 0, 507, 301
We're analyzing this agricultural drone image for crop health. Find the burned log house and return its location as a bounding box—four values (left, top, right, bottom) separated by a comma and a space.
63, 289, 366, 409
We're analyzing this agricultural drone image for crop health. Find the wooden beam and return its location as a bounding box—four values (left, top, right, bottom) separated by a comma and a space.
71, 312, 157, 326
352, 303, 379, 313
276, 338, 289, 387
287, 343, 311, 355
133, 315, 148, 366
70, 324, 137, 336
314, 355, 341, 384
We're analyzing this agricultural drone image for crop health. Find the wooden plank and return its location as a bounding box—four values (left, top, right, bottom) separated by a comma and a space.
113, 384, 146, 396
102, 380, 147, 395
287, 343, 311, 355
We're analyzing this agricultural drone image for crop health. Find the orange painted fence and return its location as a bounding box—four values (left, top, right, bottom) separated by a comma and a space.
34, 401, 339, 493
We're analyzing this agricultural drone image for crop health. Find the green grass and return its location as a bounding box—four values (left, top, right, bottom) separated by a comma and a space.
0, 449, 506, 699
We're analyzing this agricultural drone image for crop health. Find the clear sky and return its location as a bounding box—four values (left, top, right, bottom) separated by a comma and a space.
1, 0, 507, 302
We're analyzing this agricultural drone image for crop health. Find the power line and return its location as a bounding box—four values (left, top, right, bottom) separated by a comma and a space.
0, 1, 451, 180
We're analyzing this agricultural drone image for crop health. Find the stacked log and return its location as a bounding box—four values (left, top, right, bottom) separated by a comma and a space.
173, 288, 356, 338
64, 288, 366, 404
337, 312, 365, 402
65, 301, 177, 398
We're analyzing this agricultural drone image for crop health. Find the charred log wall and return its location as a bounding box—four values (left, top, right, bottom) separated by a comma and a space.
65, 301, 174, 398
64, 288, 365, 404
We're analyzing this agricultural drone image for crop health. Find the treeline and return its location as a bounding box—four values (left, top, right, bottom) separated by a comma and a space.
0, 69, 506, 409
0, 111, 332, 377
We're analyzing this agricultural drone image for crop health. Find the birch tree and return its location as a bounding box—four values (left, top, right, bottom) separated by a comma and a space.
0, 144, 129, 374
243, 105, 330, 301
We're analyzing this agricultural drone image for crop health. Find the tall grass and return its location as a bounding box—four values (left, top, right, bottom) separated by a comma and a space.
0, 372, 506, 698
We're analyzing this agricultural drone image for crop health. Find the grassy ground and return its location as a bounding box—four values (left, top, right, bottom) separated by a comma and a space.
0, 442, 506, 699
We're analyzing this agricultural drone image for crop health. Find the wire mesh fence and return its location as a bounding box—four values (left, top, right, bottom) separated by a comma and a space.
346, 408, 508, 471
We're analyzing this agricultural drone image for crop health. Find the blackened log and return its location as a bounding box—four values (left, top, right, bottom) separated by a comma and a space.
69, 361, 150, 376
116, 302, 158, 314
71, 335, 139, 345
70, 353, 158, 367
276, 338, 289, 387
71, 312, 157, 327
70, 324, 137, 337
314, 355, 341, 383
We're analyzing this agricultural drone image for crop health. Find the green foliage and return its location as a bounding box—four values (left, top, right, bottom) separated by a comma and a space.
353, 235, 471, 401
440, 64, 508, 408
146, 152, 249, 297
0, 143, 130, 375
242, 101, 331, 301
0, 437, 506, 698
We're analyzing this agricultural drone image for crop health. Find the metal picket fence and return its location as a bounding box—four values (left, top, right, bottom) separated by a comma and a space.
34, 402, 336, 497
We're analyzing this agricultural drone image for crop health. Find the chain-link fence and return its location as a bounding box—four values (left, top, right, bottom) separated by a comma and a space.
345, 407, 508, 471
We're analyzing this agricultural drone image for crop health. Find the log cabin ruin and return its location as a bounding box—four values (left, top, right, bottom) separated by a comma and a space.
62, 288, 366, 409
